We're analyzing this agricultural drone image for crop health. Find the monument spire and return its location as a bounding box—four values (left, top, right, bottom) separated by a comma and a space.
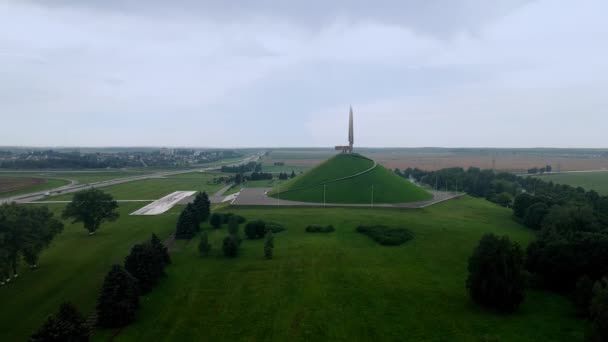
348, 106, 354, 152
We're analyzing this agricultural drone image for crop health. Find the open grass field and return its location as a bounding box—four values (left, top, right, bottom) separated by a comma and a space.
0, 176, 70, 198
47, 176, 224, 201
0, 202, 179, 341
93, 196, 582, 341
532, 171, 608, 195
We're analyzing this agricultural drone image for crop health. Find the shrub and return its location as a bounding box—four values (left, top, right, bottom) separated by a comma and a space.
245, 220, 267, 239
466, 234, 525, 312
210, 213, 222, 229
96, 265, 139, 328
264, 231, 274, 260
305, 225, 335, 233
222, 235, 239, 257
266, 222, 286, 234
356, 225, 413, 246
30, 302, 89, 342
198, 231, 211, 256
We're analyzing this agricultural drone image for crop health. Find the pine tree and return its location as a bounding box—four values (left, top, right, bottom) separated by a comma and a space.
192, 192, 211, 223
96, 265, 139, 328
264, 230, 274, 259
175, 206, 198, 239
210, 213, 222, 229
222, 235, 239, 257
150, 234, 171, 266
124, 243, 164, 294
198, 231, 211, 256
31, 302, 89, 342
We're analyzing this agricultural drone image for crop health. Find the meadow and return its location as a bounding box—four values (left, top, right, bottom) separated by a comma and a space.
94, 197, 582, 341
533, 171, 608, 195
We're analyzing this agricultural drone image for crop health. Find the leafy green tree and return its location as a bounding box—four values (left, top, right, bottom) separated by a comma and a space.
264, 230, 274, 259
222, 235, 239, 257
150, 234, 171, 266
587, 278, 608, 341
124, 242, 164, 294
30, 302, 89, 342
512, 193, 536, 219
523, 202, 549, 230
466, 234, 525, 312
192, 192, 211, 222
96, 265, 139, 328
62, 189, 119, 235
495, 192, 512, 208
210, 213, 222, 229
175, 205, 198, 239
198, 231, 211, 256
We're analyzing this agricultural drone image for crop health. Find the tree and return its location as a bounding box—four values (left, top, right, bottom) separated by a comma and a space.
495, 192, 512, 208
192, 192, 211, 223
222, 235, 239, 257
30, 302, 89, 342
228, 216, 240, 236
587, 278, 608, 342
264, 230, 274, 259
466, 234, 525, 312
96, 265, 139, 328
512, 193, 536, 219
62, 189, 119, 235
198, 231, 211, 256
175, 205, 198, 239
523, 202, 549, 230
574, 275, 595, 317
124, 243, 164, 294
290, 170, 296, 179
210, 213, 222, 229
245, 220, 266, 240
150, 234, 171, 266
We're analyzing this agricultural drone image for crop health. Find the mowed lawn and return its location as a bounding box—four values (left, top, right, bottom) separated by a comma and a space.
0, 203, 179, 341
533, 171, 608, 195
0, 176, 70, 198
100, 197, 582, 341
47, 176, 224, 201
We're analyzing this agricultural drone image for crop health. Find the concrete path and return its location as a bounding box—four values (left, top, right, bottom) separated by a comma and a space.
231, 187, 464, 208
131, 191, 197, 215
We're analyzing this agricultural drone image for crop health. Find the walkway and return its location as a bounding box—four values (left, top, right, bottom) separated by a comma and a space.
231, 187, 464, 208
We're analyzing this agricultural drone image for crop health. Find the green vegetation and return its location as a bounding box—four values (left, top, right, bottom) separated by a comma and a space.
99, 197, 582, 341
271, 154, 431, 204
0, 176, 69, 198
0, 203, 177, 341
62, 189, 120, 235
356, 225, 413, 245
533, 172, 608, 195
30, 302, 89, 342
305, 224, 335, 233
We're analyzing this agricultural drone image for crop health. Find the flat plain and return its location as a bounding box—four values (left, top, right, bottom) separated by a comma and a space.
532, 171, 608, 195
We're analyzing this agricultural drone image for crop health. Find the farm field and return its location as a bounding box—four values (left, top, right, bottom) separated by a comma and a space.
0, 203, 179, 341
95, 197, 582, 341
0, 176, 70, 198
47, 176, 223, 201
532, 171, 608, 195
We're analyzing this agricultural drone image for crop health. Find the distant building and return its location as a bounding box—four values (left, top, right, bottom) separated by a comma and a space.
335, 107, 354, 154
159, 148, 174, 156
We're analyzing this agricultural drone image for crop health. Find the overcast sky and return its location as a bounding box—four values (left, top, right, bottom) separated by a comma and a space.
1, 0, 607, 148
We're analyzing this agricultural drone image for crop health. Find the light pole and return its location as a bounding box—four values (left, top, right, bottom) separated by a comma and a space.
324, 184, 326, 208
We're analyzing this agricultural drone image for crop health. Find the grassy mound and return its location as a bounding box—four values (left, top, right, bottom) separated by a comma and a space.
270, 154, 432, 204
356, 225, 413, 245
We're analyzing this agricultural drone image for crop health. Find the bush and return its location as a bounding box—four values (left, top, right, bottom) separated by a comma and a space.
222, 235, 239, 257
30, 302, 89, 342
245, 220, 267, 239
198, 231, 211, 256
96, 265, 139, 328
356, 225, 413, 246
264, 231, 274, 260
466, 234, 525, 312
210, 213, 222, 229
305, 225, 335, 233
266, 222, 286, 234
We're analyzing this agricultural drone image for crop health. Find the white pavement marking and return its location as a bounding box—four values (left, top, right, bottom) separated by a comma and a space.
130, 191, 197, 216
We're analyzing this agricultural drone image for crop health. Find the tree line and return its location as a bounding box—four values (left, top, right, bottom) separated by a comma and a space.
221, 162, 260, 173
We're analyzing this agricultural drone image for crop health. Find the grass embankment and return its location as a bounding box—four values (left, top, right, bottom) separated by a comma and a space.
0, 203, 178, 341
533, 171, 608, 195
96, 196, 582, 341
0, 176, 70, 198
270, 154, 432, 204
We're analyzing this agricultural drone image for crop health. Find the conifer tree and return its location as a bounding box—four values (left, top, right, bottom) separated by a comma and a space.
192, 192, 211, 222
96, 265, 139, 328
210, 213, 222, 229
31, 302, 89, 342
222, 235, 238, 257
150, 234, 171, 266
198, 231, 211, 256
175, 205, 198, 239
124, 243, 164, 294
264, 230, 274, 259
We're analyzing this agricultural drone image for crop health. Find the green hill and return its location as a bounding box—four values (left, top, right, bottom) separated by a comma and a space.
269, 153, 432, 204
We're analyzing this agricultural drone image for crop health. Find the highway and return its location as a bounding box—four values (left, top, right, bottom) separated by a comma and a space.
0, 154, 260, 204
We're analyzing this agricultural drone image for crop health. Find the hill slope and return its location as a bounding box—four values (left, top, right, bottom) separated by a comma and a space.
269, 154, 432, 204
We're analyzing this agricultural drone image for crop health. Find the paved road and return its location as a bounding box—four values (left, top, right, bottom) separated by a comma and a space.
231, 187, 464, 208
0, 154, 260, 204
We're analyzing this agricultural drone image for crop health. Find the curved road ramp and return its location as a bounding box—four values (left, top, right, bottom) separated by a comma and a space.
131, 191, 196, 216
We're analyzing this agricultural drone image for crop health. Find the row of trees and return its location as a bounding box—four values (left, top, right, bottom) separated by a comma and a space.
220, 162, 260, 173
527, 165, 552, 174
175, 192, 210, 239
0, 204, 64, 284
278, 171, 296, 180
